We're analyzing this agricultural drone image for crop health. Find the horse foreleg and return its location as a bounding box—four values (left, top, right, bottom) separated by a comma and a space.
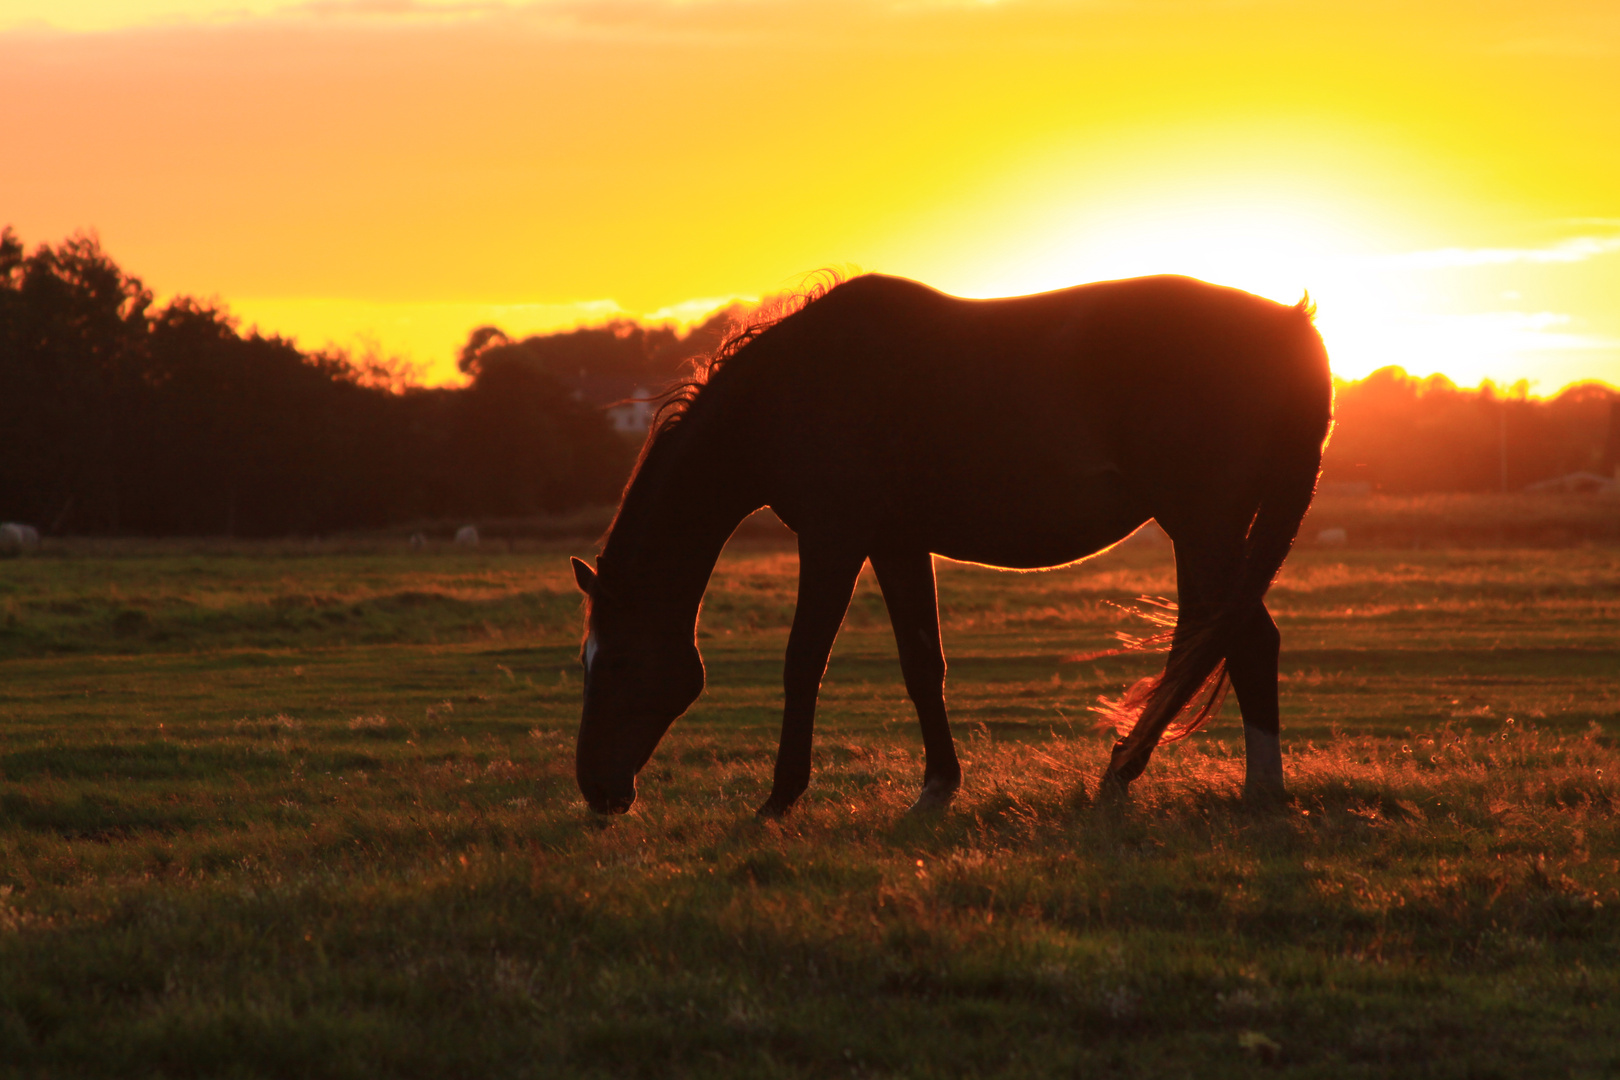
758, 537, 866, 818
870, 548, 961, 813
1227, 604, 1287, 803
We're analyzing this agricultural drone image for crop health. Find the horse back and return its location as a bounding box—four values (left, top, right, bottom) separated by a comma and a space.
728, 274, 1331, 564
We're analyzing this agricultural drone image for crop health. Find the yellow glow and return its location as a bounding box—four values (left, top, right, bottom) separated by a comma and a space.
870, 136, 1613, 390
224, 293, 754, 382
226, 297, 622, 374
3, 1, 1617, 390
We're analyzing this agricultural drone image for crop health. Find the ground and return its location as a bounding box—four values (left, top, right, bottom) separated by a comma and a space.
1, 529, 1617, 1078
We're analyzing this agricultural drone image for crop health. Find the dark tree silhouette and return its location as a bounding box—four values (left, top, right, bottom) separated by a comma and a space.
0, 229, 155, 531
460, 305, 743, 410
0, 229, 635, 535
4, 228, 1613, 536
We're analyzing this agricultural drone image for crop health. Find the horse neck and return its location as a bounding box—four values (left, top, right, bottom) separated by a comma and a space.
598, 420, 759, 638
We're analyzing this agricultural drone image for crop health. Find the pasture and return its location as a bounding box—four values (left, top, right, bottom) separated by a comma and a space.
1, 525, 1617, 1078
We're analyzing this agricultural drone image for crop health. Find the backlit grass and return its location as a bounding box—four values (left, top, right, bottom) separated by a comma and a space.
1, 537, 1617, 1077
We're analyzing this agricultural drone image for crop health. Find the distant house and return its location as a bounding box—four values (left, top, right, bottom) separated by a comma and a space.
606, 389, 659, 435
466, 314, 737, 438
562, 366, 647, 414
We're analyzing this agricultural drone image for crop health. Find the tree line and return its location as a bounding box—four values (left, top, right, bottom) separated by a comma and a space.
1321, 368, 1618, 493
2, 229, 1615, 536
0, 230, 644, 535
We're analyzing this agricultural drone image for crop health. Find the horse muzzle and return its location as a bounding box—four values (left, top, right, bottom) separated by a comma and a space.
586, 790, 635, 815
577, 769, 637, 815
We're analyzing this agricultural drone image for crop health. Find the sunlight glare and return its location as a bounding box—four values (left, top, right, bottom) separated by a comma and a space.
943, 185, 1435, 383
911, 161, 1614, 391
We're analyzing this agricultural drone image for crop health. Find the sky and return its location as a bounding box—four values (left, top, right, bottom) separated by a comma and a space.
3, 0, 1618, 391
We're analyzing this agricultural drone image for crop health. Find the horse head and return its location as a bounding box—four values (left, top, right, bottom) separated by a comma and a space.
571, 556, 705, 814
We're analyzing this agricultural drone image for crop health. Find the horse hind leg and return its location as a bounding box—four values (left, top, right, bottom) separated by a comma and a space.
758, 535, 867, 818
1102, 530, 1292, 802
1100, 535, 1240, 794
869, 548, 961, 813
1227, 604, 1287, 803
1100, 625, 1222, 795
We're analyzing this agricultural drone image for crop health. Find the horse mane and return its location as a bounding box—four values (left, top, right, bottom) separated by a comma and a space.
596, 269, 850, 551
648, 269, 849, 444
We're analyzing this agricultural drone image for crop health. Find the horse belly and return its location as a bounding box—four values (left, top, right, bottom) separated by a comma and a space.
909, 467, 1148, 570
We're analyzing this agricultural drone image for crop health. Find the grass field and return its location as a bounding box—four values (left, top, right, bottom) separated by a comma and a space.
2, 529, 1618, 1078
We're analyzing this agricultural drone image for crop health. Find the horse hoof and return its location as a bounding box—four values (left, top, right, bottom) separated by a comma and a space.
1241, 782, 1290, 810
906, 782, 957, 816
1097, 770, 1131, 804
756, 798, 795, 819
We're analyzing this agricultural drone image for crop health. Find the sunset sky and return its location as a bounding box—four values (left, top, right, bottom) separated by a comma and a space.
3, 1, 1617, 391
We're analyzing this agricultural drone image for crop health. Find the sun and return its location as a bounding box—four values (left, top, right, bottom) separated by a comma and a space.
983, 197, 1375, 306
875, 114, 1620, 395
920, 183, 1415, 382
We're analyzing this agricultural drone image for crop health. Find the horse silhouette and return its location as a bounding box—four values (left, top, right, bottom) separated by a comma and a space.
570, 273, 1332, 815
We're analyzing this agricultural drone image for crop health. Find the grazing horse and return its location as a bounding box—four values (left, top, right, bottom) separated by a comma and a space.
570, 273, 1333, 816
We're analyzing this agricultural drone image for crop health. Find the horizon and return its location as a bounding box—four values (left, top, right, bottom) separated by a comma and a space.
4, 1, 1618, 392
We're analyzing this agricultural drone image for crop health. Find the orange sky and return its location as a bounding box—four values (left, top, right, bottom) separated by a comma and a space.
3, 1, 1618, 390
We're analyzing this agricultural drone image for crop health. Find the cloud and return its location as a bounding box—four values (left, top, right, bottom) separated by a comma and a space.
1319, 306, 1620, 391
1336, 310, 1620, 356
1388, 234, 1620, 270
642, 295, 756, 327
290, 0, 507, 18
1, 0, 1235, 42
1446, 311, 1617, 353
0, 0, 515, 34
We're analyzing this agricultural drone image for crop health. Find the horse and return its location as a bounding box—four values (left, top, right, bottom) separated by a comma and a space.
569, 272, 1333, 816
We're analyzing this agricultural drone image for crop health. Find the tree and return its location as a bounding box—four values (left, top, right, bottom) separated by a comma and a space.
0, 229, 636, 534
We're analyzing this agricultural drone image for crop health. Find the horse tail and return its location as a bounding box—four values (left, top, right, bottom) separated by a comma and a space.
1102, 318, 1331, 772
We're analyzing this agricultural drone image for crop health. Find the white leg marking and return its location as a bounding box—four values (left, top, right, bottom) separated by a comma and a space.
1243, 725, 1285, 799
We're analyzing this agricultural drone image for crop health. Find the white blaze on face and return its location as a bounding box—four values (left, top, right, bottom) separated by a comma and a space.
584, 633, 599, 678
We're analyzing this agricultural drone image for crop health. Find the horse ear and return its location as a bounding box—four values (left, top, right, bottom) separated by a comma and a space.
570, 556, 596, 595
